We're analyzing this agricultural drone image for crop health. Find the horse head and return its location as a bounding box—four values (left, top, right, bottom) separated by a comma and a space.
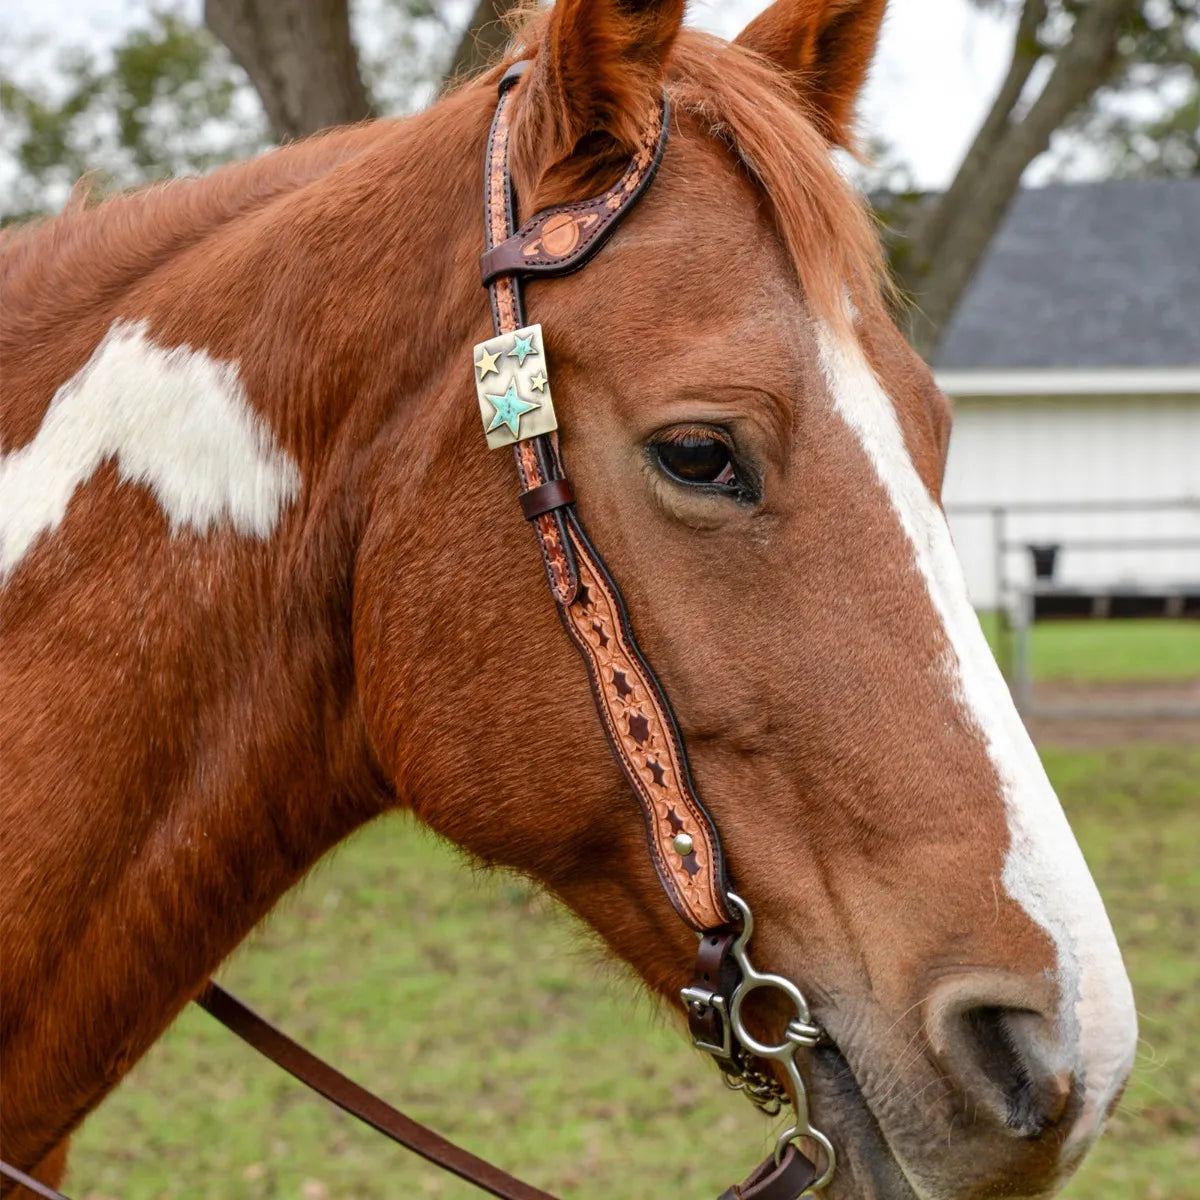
354, 3, 1136, 1196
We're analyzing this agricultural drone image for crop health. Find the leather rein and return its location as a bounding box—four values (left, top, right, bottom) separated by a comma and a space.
1, 63, 832, 1200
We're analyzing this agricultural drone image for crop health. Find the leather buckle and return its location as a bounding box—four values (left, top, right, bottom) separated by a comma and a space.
681, 984, 733, 1061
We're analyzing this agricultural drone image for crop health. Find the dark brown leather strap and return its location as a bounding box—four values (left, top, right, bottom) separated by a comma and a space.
0, 1160, 71, 1200
718, 1146, 818, 1200
481, 71, 580, 608
196, 982, 558, 1200
479, 97, 670, 286
478, 69, 820, 1200
685, 930, 743, 1075
519, 477, 575, 520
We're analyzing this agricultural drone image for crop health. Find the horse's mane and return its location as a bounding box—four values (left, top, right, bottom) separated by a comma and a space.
0, 121, 394, 332
0, 27, 883, 335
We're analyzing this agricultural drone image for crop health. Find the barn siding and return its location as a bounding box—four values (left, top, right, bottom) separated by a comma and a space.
941, 394, 1200, 608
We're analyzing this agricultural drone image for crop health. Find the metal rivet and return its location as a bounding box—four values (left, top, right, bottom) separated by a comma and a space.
672, 832, 694, 857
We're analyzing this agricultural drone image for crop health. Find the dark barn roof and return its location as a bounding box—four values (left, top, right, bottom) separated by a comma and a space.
934, 179, 1200, 370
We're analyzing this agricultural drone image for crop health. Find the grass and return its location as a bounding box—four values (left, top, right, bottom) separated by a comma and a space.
72, 817, 776, 1200
1048, 745, 1200, 1200
67, 746, 1200, 1200
978, 613, 1200, 683
67, 620, 1200, 1198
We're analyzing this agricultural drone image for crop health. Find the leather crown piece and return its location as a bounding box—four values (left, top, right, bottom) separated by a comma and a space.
478, 59, 734, 935
479, 63, 670, 287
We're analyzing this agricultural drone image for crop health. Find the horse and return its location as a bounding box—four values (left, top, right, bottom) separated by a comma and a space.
0, 1, 1137, 1197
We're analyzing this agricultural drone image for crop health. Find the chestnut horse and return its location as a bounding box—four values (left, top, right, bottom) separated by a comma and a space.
0, 1, 1136, 1197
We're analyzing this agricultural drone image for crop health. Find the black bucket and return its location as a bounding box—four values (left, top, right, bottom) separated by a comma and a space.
1028, 543, 1060, 581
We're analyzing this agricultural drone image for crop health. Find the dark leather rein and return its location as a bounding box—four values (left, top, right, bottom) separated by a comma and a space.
1, 63, 832, 1200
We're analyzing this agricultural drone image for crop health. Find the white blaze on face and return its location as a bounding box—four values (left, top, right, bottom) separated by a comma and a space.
0, 319, 300, 578
816, 325, 1137, 1157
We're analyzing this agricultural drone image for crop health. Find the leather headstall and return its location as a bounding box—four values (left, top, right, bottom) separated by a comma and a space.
473, 59, 827, 1200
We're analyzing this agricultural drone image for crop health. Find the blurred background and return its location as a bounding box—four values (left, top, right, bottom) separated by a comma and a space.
3, 2, 1197, 1197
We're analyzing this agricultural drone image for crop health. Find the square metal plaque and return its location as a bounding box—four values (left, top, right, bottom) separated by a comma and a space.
472, 323, 557, 450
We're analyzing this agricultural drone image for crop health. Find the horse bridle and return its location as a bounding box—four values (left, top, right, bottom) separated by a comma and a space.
0, 62, 834, 1200
475, 58, 835, 1193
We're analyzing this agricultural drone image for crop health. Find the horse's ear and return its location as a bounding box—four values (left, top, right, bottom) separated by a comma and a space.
735, 0, 886, 148
511, 0, 685, 191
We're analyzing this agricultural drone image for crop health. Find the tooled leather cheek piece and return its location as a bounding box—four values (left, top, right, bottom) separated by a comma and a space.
475, 58, 732, 935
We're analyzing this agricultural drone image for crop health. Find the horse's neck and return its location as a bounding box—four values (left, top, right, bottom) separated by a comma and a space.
0, 88, 493, 1166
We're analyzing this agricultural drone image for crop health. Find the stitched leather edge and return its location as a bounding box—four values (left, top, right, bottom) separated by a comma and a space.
480, 96, 669, 285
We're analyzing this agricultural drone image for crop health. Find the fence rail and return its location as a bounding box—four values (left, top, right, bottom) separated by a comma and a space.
943, 496, 1200, 718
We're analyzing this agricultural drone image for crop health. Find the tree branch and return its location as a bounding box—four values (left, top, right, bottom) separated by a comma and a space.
902, 0, 1141, 359
441, 0, 520, 90
899, 0, 1048, 279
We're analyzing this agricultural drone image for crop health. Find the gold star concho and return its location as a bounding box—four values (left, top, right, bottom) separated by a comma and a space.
474, 346, 501, 379
529, 371, 548, 393
485, 380, 540, 439
508, 332, 539, 366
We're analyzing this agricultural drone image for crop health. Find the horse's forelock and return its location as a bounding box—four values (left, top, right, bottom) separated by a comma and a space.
666, 31, 887, 336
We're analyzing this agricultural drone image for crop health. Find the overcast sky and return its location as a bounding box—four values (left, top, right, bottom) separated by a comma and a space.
3, 0, 1017, 190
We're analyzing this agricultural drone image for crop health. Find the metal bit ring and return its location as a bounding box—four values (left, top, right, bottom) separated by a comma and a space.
725, 892, 837, 1191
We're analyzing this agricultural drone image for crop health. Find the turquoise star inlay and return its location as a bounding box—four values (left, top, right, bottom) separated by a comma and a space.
508, 332, 539, 366
485, 380, 540, 438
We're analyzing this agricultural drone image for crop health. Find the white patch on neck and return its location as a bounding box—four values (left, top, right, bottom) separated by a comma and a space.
816, 326, 1137, 1164
1, 319, 300, 578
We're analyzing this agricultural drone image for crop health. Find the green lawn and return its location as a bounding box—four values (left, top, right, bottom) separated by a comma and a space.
70, 740, 1200, 1199
978, 613, 1200, 683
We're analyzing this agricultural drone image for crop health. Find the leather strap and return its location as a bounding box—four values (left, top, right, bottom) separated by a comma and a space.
519, 477, 575, 520
2, 979, 813, 1200
482, 73, 579, 609
196, 982, 557, 1200
554, 512, 733, 929
0, 1160, 70, 1200
479, 96, 670, 286
718, 1146, 818, 1200
481, 66, 734, 933
479, 67, 818, 1200
686, 930, 743, 1076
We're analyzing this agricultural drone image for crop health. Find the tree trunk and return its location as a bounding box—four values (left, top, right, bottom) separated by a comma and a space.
895, 0, 1140, 361
204, 0, 372, 141
441, 0, 521, 88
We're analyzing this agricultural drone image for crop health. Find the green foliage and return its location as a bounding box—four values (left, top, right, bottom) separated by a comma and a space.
954, 1, 1198, 179
1056, 0, 1200, 177
358, 0, 457, 113
0, 0, 485, 225
0, 10, 267, 224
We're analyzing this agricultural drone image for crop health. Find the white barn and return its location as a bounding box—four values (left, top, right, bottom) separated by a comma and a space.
933, 179, 1200, 610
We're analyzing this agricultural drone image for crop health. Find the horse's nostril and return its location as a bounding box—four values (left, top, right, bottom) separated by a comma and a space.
925, 973, 1076, 1141
961, 1006, 1073, 1136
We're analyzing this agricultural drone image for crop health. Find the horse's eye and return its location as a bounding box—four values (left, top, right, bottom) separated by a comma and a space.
654, 431, 738, 489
